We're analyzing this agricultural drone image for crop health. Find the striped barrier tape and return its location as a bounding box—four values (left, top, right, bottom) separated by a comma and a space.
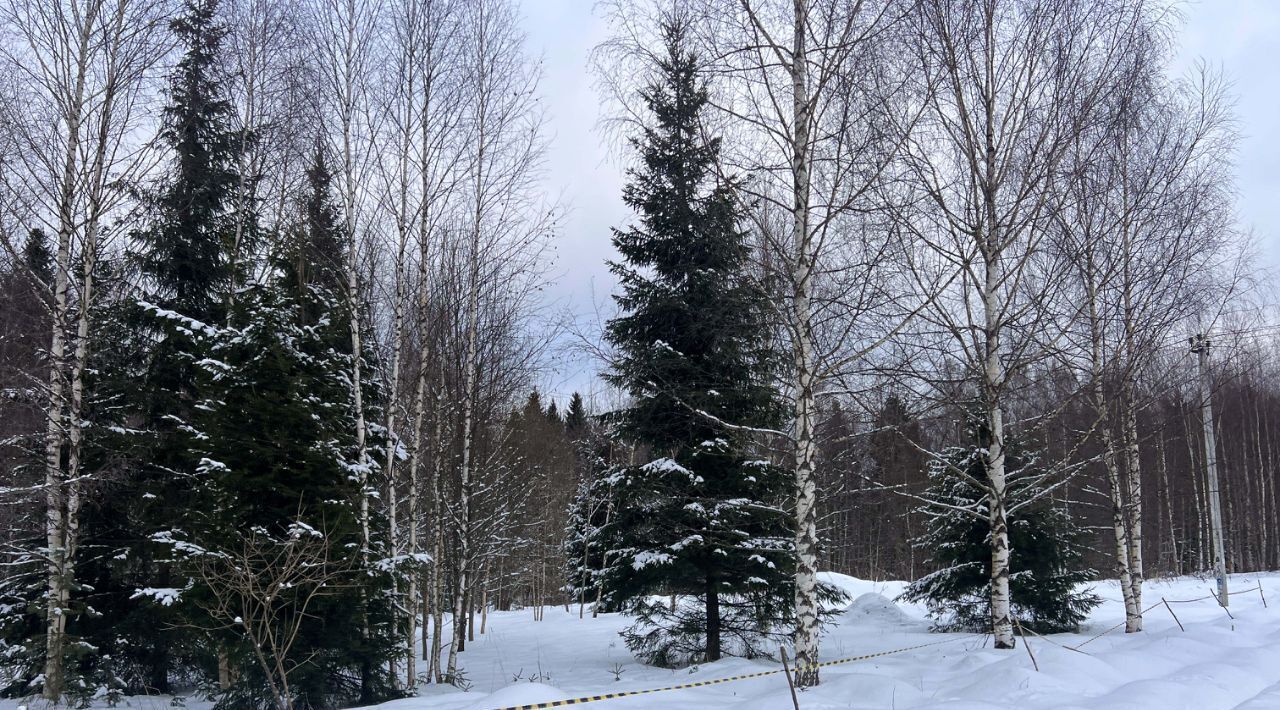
488, 634, 977, 710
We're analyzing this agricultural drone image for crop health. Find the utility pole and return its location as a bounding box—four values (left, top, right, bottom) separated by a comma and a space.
1191, 334, 1228, 607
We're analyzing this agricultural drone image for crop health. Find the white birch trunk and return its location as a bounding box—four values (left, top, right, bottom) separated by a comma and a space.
427, 356, 446, 682
400, 129, 436, 690
18, 0, 163, 694
40, 15, 93, 696
979, 19, 1012, 642
1121, 381, 1144, 628
446, 224, 480, 684
1117, 162, 1145, 626
42, 206, 72, 703
343, 114, 371, 563
382, 68, 415, 684
786, 0, 822, 687
978, 0, 1014, 649
383, 235, 407, 683
401, 262, 424, 688
1102, 416, 1139, 628
318, 0, 376, 561
1083, 260, 1140, 630
981, 250, 1015, 650
316, 2, 378, 692
1119, 245, 1145, 623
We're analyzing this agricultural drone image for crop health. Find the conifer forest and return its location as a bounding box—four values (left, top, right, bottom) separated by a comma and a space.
0, 0, 1278, 708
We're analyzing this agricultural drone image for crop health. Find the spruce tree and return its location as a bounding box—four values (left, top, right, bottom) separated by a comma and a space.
561, 394, 610, 615
146, 144, 397, 709
188, 283, 393, 708
136, 0, 241, 322
901, 411, 1100, 633
598, 18, 794, 667
284, 143, 345, 321
22, 229, 53, 284
63, 0, 247, 692
564, 392, 588, 440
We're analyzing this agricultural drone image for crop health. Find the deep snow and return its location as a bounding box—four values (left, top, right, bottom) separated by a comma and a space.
393, 572, 1280, 709
12, 572, 1279, 709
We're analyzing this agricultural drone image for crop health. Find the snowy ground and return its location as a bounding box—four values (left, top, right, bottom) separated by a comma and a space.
390, 571, 1280, 710
10, 572, 1278, 710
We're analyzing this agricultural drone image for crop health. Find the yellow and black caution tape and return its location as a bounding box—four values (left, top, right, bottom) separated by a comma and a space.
489, 635, 976, 710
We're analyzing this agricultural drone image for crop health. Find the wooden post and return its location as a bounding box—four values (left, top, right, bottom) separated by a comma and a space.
1013, 618, 1039, 672
1161, 598, 1184, 632
779, 647, 801, 710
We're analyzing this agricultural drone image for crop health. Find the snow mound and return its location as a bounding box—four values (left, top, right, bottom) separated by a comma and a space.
462, 682, 568, 709
817, 571, 908, 601
842, 592, 916, 626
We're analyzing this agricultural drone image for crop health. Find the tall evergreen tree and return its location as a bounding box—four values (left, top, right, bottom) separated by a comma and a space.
58, 0, 248, 693
564, 392, 588, 440
285, 143, 345, 317
598, 18, 795, 667
22, 229, 53, 285
901, 411, 1100, 634
139, 143, 396, 709
136, 0, 242, 322
187, 288, 396, 707
261, 146, 398, 706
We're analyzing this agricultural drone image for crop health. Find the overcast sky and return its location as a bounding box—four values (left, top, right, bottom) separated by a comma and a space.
524, 0, 1280, 402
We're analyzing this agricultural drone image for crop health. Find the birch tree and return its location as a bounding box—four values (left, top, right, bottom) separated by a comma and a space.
0, 0, 169, 697
373, 1, 423, 684
598, 0, 933, 683
309, 0, 382, 583
405, 0, 465, 683
698, 0, 927, 684
372, 0, 465, 687
1056, 56, 1237, 632
224, 0, 313, 290
442, 0, 550, 682
898, 0, 1153, 649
